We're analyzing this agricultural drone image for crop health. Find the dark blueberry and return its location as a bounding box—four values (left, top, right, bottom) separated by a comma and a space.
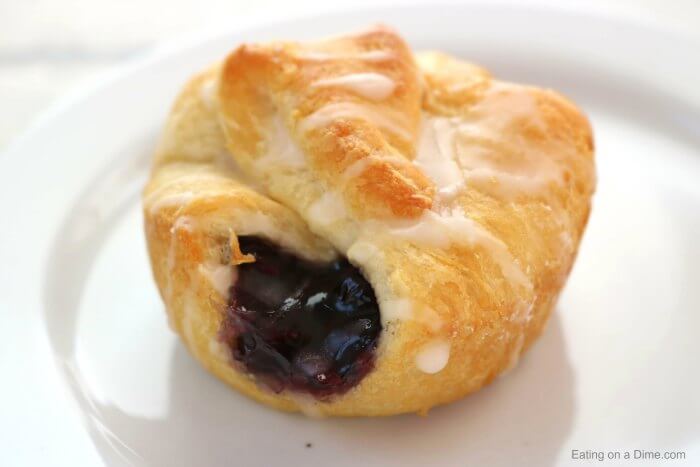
220, 236, 382, 399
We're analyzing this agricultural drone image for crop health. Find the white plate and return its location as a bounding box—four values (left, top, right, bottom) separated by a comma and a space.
2, 4, 700, 466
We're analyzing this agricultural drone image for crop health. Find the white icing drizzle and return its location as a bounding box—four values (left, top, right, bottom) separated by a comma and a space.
390, 209, 531, 290
415, 339, 451, 374
456, 142, 560, 200
414, 84, 574, 202
299, 102, 412, 140
398, 87, 581, 294
256, 114, 306, 168
347, 240, 383, 266
198, 262, 236, 299
296, 49, 394, 62
307, 191, 347, 227
459, 87, 562, 198
380, 298, 413, 323
311, 73, 396, 101
415, 117, 465, 197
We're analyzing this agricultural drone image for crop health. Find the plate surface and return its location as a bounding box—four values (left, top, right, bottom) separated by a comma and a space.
2, 4, 700, 466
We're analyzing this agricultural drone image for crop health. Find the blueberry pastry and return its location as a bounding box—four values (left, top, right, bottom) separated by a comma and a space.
143, 26, 595, 416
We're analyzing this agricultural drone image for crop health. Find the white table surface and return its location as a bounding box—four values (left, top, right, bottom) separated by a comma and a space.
1, 0, 699, 150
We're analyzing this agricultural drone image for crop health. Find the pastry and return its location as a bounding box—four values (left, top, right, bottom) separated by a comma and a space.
143, 25, 595, 416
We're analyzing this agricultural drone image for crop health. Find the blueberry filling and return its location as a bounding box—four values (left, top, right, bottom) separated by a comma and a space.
220, 237, 382, 399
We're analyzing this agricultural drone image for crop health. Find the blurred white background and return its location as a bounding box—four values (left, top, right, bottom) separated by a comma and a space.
1, 0, 698, 148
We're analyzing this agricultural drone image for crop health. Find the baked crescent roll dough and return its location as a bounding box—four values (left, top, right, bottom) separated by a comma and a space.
143, 25, 595, 416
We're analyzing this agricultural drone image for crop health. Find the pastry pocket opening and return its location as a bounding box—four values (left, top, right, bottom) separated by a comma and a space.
219, 235, 382, 399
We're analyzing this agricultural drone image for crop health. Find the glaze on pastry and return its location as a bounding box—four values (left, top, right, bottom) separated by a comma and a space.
143, 26, 595, 416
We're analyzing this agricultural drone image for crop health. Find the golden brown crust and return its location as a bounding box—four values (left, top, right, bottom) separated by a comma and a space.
143, 26, 595, 417
218, 25, 434, 220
